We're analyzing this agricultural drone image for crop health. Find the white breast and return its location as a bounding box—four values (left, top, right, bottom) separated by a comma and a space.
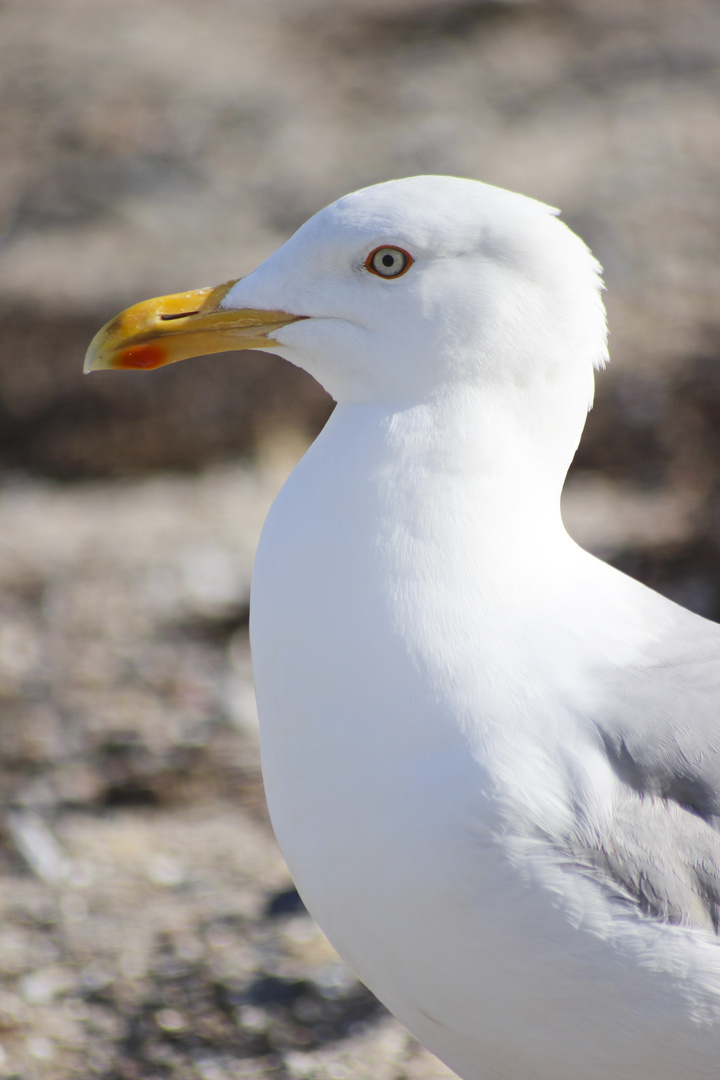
250, 401, 720, 1080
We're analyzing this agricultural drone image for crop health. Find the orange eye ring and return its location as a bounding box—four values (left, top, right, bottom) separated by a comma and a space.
365, 246, 414, 279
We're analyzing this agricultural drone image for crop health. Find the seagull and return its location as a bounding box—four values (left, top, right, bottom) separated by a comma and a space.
86, 176, 720, 1080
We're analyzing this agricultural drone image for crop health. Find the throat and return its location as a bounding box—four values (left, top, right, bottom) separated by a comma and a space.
325, 390, 579, 554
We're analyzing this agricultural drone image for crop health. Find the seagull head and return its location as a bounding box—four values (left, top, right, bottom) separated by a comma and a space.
86, 175, 607, 414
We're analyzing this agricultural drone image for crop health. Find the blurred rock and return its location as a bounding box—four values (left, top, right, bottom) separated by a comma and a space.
6, 813, 69, 887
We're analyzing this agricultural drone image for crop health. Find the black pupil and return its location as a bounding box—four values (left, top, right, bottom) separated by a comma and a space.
382, 253, 395, 267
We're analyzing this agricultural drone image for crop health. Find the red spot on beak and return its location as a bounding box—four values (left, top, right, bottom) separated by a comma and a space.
116, 342, 168, 370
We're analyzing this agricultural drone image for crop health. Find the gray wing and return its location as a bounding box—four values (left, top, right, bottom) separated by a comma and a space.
579, 608, 720, 932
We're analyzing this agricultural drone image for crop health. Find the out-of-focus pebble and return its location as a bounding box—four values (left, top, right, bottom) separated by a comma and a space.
26, 1034, 54, 1060
7, 810, 69, 885
19, 967, 71, 1005
155, 1008, 187, 1033
146, 854, 185, 888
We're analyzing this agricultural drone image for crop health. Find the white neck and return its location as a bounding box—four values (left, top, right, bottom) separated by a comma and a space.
319, 378, 588, 557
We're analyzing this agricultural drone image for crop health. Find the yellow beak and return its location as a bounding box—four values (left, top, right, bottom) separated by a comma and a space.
84, 279, 306, 373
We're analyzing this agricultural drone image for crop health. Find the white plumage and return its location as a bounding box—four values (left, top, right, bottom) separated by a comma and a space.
90, 176, 720, 1079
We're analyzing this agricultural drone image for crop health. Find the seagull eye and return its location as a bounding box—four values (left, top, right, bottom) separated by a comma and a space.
365, 246, 413, 279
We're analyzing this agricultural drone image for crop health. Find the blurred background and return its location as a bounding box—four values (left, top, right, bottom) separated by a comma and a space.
0, 0, 719, 1076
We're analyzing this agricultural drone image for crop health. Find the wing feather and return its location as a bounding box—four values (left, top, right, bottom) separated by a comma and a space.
582, 609, 720, 930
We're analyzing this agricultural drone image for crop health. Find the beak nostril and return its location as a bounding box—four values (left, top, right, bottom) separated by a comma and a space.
160, 310, 200, 321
